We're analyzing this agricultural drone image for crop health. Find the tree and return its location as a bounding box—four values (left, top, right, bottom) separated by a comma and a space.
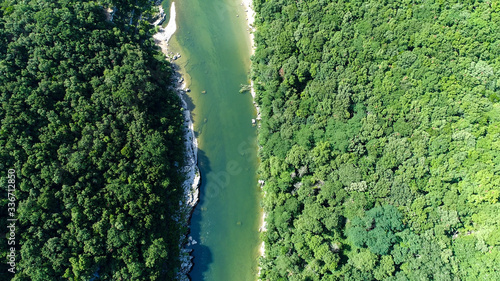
347, 205, 403, 255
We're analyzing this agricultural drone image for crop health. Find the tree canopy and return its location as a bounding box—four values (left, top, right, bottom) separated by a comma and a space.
253, 0, 500, 279
0, 0, 186, 279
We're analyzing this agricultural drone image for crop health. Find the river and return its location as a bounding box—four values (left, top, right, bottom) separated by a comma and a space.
165, 0, 261, 280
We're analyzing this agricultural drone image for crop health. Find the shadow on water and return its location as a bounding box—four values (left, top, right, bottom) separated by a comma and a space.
196, 149, 212, 180
188, 244, 212, 281
188, 148, 212, 280
167, 62, 199, 129
181, 89, 198, 129
182, 91, 196, 115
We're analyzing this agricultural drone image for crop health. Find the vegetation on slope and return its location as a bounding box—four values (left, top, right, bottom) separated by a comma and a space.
252, 0, 500, 280
0, 0, 186, 279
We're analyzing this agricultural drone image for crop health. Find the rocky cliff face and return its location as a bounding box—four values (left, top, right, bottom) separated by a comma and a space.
151, 2, 200, 280
176, 81, 200, 281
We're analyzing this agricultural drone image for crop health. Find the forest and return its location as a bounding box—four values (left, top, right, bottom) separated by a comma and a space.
252, 0, 500, 280
0, 0, 186, 280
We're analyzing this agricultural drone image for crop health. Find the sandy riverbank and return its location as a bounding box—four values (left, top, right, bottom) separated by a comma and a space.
242, 0, 256, 90
153, 2, 177, 54
243, 0, 255, 55
242, 0, 267, 277
242, 0, 261, 124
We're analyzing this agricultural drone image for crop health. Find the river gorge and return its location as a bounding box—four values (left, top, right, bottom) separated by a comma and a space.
165, 0, 262, 280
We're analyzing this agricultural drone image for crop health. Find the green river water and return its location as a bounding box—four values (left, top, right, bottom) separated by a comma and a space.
166, 0, 261, 280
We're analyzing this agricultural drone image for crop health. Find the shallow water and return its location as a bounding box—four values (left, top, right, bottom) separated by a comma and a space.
167, 0, 261, 280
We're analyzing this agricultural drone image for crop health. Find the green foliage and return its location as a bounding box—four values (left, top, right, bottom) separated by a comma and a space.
347, 205, 403, 255
254, 0, 500, 279
0, 0, 185, 279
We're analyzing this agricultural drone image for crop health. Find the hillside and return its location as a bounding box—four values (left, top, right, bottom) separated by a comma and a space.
252, 0, 500, 280
0, 0, 186, 279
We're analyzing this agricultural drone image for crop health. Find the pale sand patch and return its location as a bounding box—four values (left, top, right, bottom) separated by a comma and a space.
259, 211, 267, 255
242, 0, 256, 94
244, 2, 266, 277
153, 2, 177, 54
242, 0, 261, 124
243, 0, 256, 49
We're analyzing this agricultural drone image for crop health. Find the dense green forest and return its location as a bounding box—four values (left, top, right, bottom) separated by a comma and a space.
0, 0, 186, 279
252, 0, 500, 280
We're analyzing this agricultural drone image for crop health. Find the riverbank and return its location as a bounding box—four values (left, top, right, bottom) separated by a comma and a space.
153, 2, 200, 280
243, 0, 261, 123
153, 2, 176, 54
243, 0, 266, 277
243, 0, 255, 54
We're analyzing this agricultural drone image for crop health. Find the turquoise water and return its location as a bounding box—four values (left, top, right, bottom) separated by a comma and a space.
168, 0, 261, 280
